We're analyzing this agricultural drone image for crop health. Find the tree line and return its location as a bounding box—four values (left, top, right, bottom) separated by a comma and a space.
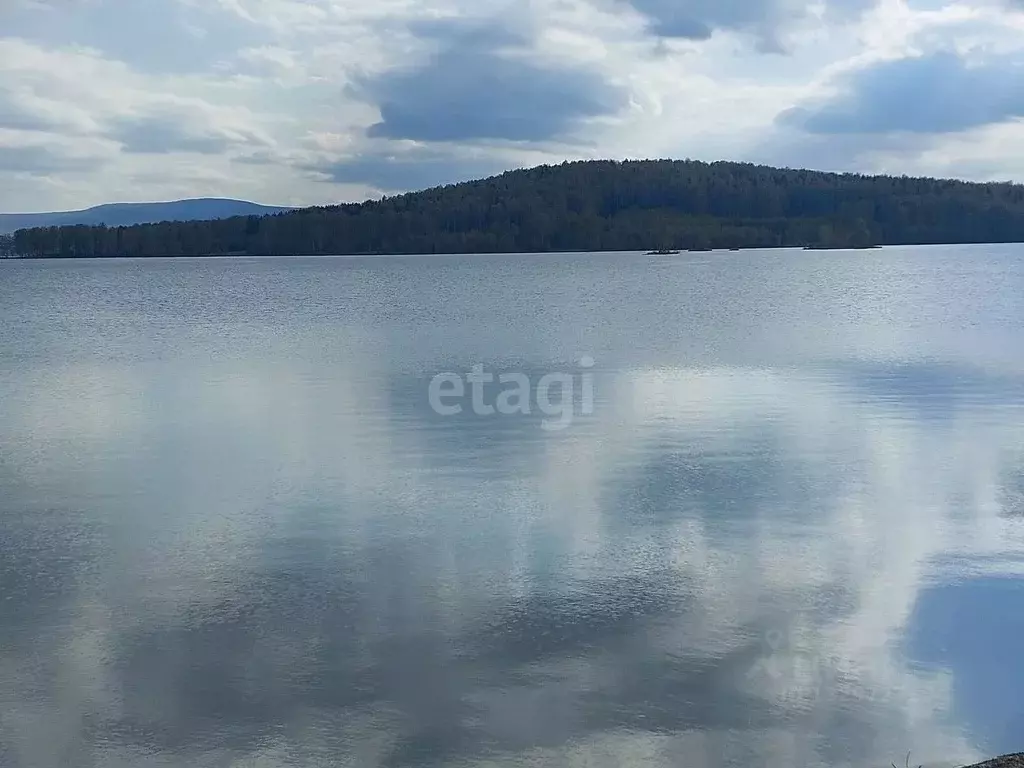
0, 233, 15, 258
9, 159, 1024, 258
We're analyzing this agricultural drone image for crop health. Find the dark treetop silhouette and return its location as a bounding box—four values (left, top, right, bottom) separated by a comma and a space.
9, 160, 1024, 258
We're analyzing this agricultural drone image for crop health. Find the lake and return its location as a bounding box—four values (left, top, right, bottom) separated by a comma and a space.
1, 247, 1023, 768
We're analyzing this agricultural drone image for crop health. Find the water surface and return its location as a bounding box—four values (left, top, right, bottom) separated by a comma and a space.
2, 247, 1023, 767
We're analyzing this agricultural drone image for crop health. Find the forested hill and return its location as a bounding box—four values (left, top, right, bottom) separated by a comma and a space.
6, 159, 1024, 258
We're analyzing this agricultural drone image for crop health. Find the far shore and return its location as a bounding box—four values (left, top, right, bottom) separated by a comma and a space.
7, 241, 1024, 261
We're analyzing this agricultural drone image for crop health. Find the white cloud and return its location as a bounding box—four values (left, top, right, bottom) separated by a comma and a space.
1, 0, 1024, 211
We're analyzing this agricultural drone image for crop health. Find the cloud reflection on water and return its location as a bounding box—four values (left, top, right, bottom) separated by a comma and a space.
2, 251, 1024, 767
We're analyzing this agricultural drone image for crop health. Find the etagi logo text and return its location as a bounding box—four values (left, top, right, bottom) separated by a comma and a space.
428, 357, 595, 431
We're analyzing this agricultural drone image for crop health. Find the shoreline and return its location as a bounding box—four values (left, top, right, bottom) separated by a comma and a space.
6, 241, 1024, 261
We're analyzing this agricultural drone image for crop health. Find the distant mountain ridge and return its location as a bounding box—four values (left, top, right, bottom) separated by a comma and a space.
0, 198, 293, 234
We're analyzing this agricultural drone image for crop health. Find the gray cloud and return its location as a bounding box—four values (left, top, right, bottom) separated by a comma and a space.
0, 80, 88, 134
354, 22, 625, 143
780, 52, 1024, 135
314, 147, 511, 192
0, 144, 102, 174
108, 115, 234, 155
624, 0, 874, 48
0, 96, 56, 132
5, 0, 265, 75
746, 130, 920, 176
628, 0, 782, 39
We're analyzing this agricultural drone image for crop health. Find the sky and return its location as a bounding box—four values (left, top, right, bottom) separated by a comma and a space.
1, 0, 1024, 212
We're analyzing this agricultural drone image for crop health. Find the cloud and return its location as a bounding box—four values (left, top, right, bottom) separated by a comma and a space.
354, 21, 626, 143
0, 37, 276, 156
626, 0, 790, 40
4, 0, 1024, 210
0, 143, 104, 174
109, 114, 240, 155
780, 51, 1024, 135
110, 117, 231, 156
622, 0, 876, 47
4, 0, 267, 75
315, 147, 511, 191
0, 89, 59, 132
